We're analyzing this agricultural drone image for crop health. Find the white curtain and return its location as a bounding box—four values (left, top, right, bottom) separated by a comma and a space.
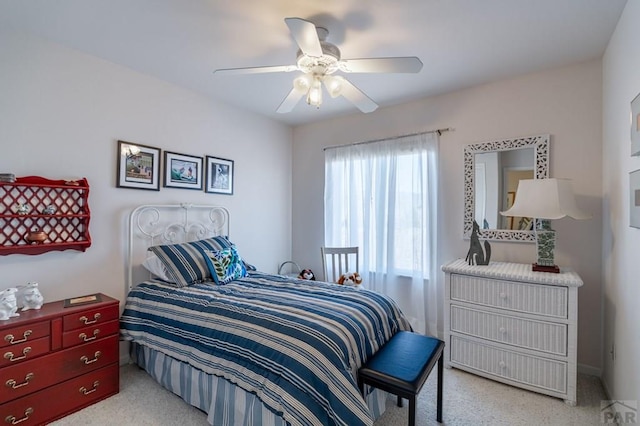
324, 132, 439, 335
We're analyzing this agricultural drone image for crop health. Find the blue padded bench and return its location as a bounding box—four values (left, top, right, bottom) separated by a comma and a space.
358, 331, 444, 426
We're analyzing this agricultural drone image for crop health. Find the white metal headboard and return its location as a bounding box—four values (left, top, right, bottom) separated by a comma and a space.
127, 203, 230, 292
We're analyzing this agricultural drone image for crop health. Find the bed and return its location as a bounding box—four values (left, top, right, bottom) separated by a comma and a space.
120, 204, 412, 426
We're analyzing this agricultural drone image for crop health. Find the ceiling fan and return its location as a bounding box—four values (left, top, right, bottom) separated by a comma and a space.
213, 17, 423, 114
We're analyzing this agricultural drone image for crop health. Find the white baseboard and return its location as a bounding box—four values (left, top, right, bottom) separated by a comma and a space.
578, 363, 601, 377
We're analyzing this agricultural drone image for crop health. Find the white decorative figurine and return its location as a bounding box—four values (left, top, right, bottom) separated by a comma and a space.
0, 288, 20, 320
18, 282, 44, 311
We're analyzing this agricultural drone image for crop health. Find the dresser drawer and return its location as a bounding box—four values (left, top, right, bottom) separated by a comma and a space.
0, 335, 118, 403
63, 304, 119, 332
0, 322, 50, 349
450, 335, 567, 394
0, 337, 50, 368
0, 363, 119, 425
450, 274, 568, 318
62, 320, 120, 349
450, 305, 567, 355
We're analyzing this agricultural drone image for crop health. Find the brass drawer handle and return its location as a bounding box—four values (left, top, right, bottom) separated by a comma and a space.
5, 373, 34, 389
79, 313, 101, 325
5, 408, 33, 425
80, 351, 101, 365
79, 329, 100, 342
79, 380, 100, 395
3, 347, 31, 362
4, 331, 32, 345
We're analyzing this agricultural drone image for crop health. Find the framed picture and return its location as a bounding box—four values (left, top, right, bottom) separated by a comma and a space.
164, 151, 203, 190
632, 92, 640, 156
116, 140, 161, 191
205, 156, 234, 195
630, 170, 640, 228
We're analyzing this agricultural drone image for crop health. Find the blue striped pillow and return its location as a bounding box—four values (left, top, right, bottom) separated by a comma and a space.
148, 236, 236, 287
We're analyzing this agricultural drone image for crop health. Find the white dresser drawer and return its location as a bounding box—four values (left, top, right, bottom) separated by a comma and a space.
450, 305, 567, 355
450, 274, 568, 318
450, 336, 567, 394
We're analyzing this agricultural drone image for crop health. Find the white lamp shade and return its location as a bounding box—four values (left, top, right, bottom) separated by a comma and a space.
500, 178, 591, 220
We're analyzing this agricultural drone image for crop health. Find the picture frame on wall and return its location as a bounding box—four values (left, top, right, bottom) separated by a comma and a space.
116, 140, 161, 191
205, 156, 234, 195
163, 151, 203, 190
630, 170, 640, 228
632, 92, 640, 156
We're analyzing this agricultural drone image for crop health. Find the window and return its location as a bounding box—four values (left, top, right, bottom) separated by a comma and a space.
324, 132, 439, 335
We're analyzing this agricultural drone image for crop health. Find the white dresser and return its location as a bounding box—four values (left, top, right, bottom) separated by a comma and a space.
442, 259, 583, 405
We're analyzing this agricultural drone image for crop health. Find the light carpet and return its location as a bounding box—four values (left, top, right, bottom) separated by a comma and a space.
51, 364, 608, 425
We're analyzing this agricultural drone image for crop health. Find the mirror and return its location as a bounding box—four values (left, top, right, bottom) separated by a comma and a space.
464, 134, 549, 242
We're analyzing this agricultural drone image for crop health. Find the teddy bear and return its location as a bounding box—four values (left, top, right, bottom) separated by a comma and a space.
337, 272, 362, 286
298, 269, 316, 280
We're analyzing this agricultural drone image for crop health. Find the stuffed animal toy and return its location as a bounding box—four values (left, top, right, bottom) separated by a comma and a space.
337, 272, 363, 286
298, 269, 316, 280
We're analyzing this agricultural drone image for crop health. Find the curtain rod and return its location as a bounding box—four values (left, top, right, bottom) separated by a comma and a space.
323, 127, 452, 151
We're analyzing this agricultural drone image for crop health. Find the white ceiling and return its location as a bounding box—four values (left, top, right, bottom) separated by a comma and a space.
0, 0, 627, 126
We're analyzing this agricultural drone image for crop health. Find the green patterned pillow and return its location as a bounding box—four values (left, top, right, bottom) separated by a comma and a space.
205, 247, 247, 285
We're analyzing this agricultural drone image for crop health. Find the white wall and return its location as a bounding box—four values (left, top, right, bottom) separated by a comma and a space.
602, 0, 640, 401
292, 59, 603, 372
0, 30, 292, 306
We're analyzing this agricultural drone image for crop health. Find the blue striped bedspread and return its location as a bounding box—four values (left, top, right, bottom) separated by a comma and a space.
120, 272, 412, 426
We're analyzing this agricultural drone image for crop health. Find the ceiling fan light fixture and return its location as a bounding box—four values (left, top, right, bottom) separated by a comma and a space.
323, 75, 345, 98
306, 76, 323, 108
293, 74, 312, 93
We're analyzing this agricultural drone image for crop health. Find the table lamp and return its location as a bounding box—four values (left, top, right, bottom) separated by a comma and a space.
500, 178, 590, 273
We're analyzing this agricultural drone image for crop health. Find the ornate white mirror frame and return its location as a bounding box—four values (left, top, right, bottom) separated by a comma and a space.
463, 134, 550, 242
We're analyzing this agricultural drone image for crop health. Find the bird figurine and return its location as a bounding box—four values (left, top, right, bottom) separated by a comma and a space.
18, 282, 44, 311
0, 288, 20, 320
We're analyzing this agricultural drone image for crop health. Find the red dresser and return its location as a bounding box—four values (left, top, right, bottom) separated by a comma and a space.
0, 294, 119, 425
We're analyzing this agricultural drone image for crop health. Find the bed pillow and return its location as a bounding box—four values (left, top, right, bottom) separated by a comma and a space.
141, 255, 172, 282
148, 238, 225, 287
204, 235, 257, 271
205, 246, 247, 285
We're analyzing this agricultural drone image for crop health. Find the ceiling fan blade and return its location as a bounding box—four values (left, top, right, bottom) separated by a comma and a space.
339, 79, 378, 113
214, 65, 298, 75
276, 87, 304, 113
340, 57, 423, 73
284, 17, 323, 57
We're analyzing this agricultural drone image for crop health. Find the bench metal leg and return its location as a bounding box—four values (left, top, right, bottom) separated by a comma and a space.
437, 352, 443, 423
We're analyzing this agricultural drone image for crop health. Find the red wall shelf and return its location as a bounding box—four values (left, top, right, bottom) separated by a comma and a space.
0, 176, 91, 255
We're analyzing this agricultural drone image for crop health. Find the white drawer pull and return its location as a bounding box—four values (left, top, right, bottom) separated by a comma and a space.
79, 380, 100, 395
499, 292, 507, 299
3, 347, 31, 362
498, 361, 506, 369
5, 373, 34, 389
5, 407, 33, 425
4, 331, 32, 345
499, 327, 506, 334
79, 329, 100, 342
79, 313, 101, 325
80, 351, 101, 365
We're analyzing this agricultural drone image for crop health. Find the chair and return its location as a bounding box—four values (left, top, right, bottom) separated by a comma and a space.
321, 246, 359, 282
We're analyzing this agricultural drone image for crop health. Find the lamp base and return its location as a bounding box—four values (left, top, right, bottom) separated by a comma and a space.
532, 263, 560, 273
